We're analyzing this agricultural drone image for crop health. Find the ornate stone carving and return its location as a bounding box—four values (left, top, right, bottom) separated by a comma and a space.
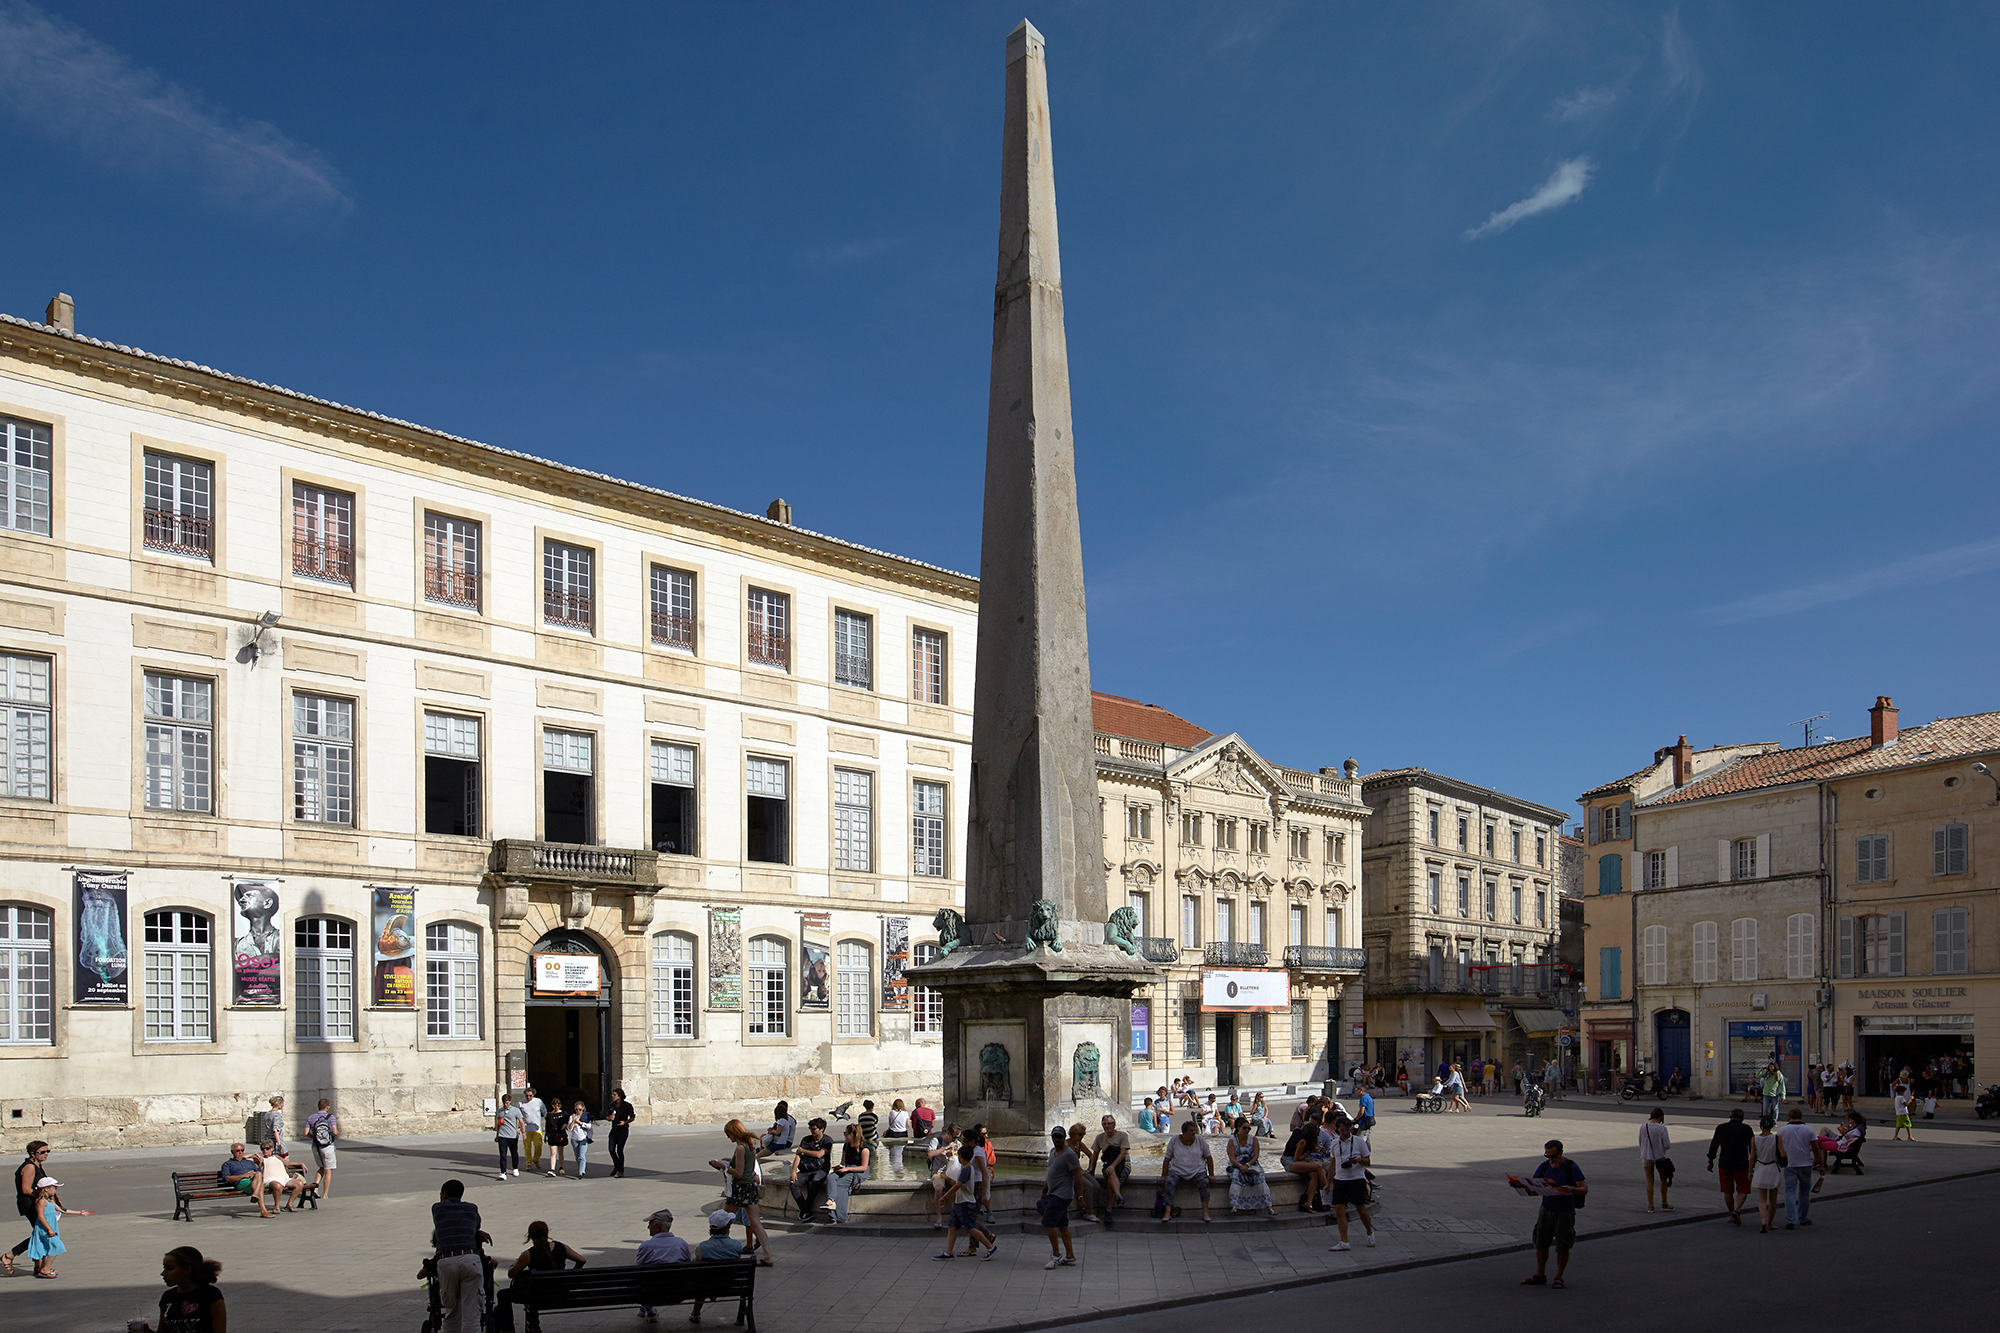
1072, 1041, 1101, 1101
623, 888, 657, 934
1028, 898, 1062, 953
564, 888, 593, 923
979, 1042, 1012, 1101
497, 879, 531, 924
1105, 907, 1140, 956
933, 907, 967, 956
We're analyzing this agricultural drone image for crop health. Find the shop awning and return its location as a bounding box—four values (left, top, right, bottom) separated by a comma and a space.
1427, 1004, 1498, 1032
1511, 1008, 1568, 1036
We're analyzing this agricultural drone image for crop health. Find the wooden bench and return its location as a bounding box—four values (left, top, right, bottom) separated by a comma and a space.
1826, 1127, 1866, 1175
496, 1260, 756, 1333
170, 1165, 319, 1221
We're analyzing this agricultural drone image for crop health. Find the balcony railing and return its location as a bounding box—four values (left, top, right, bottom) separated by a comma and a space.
1093, 733, 1166, 765
543, 589, 594, 631
747, 627, 789, 668
1283, 945, 1367, 972
425, 558, 479, 610
1137, 936, 1180, 964
1372, 954, 1563, 998
292, 534, 353, 586
143, 509, 212, 559
1275, 765, 1358, 802
650, 611, 695, 650
1203, 941, 1268, 967
491, 838, 659, 886
834, 652, 871, 689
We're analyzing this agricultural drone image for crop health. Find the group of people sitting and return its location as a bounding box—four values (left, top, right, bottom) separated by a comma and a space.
217, 1140, 310, 1218
1141, 1087, 1275, 1136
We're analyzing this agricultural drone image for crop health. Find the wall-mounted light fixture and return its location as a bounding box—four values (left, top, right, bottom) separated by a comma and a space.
1973, 762, 2000, 804
244, 610, 281, 666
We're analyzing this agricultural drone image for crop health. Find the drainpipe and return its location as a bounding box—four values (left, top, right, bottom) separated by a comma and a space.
1819, 780, 1833, 1073
1631, 808, 1641, 1082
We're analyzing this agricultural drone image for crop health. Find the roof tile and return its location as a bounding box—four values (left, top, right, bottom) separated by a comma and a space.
1091, 691, 1211, 748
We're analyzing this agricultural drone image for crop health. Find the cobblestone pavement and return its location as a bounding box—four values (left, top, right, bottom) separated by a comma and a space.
5, 1095, 1994, 1333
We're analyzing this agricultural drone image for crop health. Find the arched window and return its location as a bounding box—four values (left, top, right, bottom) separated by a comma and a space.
1730, 918, 1759, 982
836, 940, 871, 1037
911, 942, 942, 1035
1785, 913, 1817, 979
143, 910, 211, 1043
0, 904, 53, 1045
425, 923, 480, 1039
295, 917, 355, 1041
1641, 925, 1668, 987
747, 936, 788, 1036
652, 931, 697, 1038
1692, 921, 1718, 983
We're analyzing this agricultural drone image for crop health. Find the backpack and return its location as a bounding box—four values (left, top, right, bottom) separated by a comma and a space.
312, 1116, 333, 1148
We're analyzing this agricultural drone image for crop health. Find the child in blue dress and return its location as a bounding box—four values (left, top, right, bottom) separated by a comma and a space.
26, 1178, 72, 1278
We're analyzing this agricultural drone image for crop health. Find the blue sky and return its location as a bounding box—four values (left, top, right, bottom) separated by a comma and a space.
5, 2, 1998, 818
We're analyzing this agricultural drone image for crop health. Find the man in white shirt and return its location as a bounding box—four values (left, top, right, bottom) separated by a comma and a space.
1325, 1116, 1375, 1251
1157, 1121, 1214, 1223
1775, 1108, 1819, 1229
519, 1087, 547, 1174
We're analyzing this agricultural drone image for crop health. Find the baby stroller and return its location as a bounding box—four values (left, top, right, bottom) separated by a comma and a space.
420, 1247, 497, 1332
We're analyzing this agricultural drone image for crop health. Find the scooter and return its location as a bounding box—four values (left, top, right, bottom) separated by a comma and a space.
1975, 1084, 2000, 1120
1618, 1072, 1657, 1101
1524, 1083, 1547, 1117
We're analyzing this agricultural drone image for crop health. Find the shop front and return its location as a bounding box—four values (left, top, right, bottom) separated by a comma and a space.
1838, 984, 1978, 1095
1426, 1003, 1496, 1076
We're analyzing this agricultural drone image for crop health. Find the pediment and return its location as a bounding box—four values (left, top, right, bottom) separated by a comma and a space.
1170, 735, 1292, 802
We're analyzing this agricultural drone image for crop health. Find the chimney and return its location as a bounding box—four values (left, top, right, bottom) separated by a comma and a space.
44, 293, 74, 333
1673, 735, 1693, 787
1869, 696, 1898, 748
766, 498, 792, 525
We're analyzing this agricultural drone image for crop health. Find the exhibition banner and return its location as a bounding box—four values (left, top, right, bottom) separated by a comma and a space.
370, 886, 417, 1007
1200, 967, 1290, 1012
881, 916, 910, 1011
533, 953, 602, 997
73, 871, 128, 1005
230, 880, 282, 1006
800, 911, 831, 1010
708, 908, 741, 1009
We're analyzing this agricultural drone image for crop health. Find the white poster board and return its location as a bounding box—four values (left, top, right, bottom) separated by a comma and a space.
1201, 968, 1289, 1013
533, 953, 602, 996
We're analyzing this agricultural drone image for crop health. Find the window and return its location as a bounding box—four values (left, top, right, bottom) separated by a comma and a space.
746, 757, 790, 863
0, 904, 53, 1045
1216, 818, 1238, 852
1457, 816, 1469, 850
142, 451, 212, 559
911, 627, 946, 704
834, 769, 873, 872
143, 910, 211, 1042
747, 588, 789, 668
291, 694, 354, 825
423, 712, 481, 837
836, 940, 871, 1036
1535, 890, 1547, 926
1509, 885, 1522, 924
1456, 876, 1470, 916
1428, 808, 1440, 844
1598, 945, 1622, 1000
1248, 901, 1265, 947
1641, 925, 1667, 986
1856, 835, 1889, 883
1182, 996, 1201, 1060
1250, 1012, 1268, 1057
1691, 921, 1718, 983
424, 923, 480, 1038
1854, 914, 1904, 977
650, 932, 697, 1038
1732, 838, 1757, 881
1330, 832, 1345, 864
649, 565, 695, 650
1730, 918, 1758, 981
1427, 871, 1441, 913
1, 654, 51, 800
1180, 895, 1201, 948
912, 781, 947, 877
1510, 828, 1522, 862
1643, 850, 1664, 889
1125, 805, 1152, 841
747, 936, 788, 1036
650, 741, 697, 855
1934, 824, 1969, 876
1536, 834, 1547, 867
1289, 904, 1304, 947
1597, 803, 1629, 842
0, 416, 53, 536
1248, 822, 1268, 855
290, 482, 353, 586
833, 609, 872, 689
1785, 913, 1817, 979
912, 941, 943, 1034
423, 512, 480, 610
542, 541, 594, 631
1934, 908, 1968, 975
1484, 824, 1496, 855
1483, 881, 1496, 920
1182, 812, 1203, 846
542, 729, 594, 844
294, 917, 354, 1041
143, 673, 212, 813
1597, 854, 1622, 895
1326, 906, 1341, 947
1215, 898, 1234, 943
1290, 998, 1308, 1056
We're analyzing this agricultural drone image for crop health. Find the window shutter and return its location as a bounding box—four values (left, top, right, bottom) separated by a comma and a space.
1664, 844, 1679, 888
1887, 911, 1905, 976
1588, 806, 1601, 844
1755, 833, 1770, 879
1619, 801, 1633, 841
1718, 840, 1731, 883
1948, 824, 1968, 874
1838, 916, 1854, 978
1934, 827, 1947, 875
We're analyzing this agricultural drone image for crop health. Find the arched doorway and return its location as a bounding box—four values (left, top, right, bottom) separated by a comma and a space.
525, 929, 614, 1116
1655, 1008, 1692, 1090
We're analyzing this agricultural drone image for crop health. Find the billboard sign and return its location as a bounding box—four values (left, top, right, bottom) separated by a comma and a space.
1200, 968, 1289, 1012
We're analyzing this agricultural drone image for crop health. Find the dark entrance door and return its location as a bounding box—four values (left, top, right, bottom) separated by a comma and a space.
1215, 1015, 1238, 1086
525, 929, 613, 1115
1655, 1009, 1692, 1089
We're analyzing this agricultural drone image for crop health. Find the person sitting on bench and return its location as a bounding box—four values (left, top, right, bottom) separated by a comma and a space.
253, 1139, 305, 1217
635, 1207, 693, 1321
219, 1143, 259, 1196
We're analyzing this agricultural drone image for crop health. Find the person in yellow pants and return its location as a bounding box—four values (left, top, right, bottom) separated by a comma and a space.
520, 1087, 547, 1172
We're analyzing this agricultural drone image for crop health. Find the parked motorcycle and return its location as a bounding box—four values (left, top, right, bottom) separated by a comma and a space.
1618, 1072, 1662, 1101
1976, 1083, 1999, 1120
1524, 1083, 1547, 1117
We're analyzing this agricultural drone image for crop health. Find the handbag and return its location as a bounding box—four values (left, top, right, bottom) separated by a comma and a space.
1656, 1156, 1675, 1182
1150, 1188, 1172, 1219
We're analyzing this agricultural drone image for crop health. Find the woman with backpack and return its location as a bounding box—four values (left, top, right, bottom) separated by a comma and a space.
567, 1100, 594, 1178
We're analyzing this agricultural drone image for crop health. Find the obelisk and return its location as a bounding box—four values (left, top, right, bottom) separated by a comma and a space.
906, 19, 1154, 1144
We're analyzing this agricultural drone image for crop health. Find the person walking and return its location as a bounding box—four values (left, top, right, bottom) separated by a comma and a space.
1891, 1083, 1917, 1140
428, 1179, 491, 1333
884, 1099, 911, 1177
1760, 1062, 1787, 1122
1157, 1120, 1215, 1223
22, 1178, 70, 1278
1750, 1116, 1783, 1232
935, 1142, 998, 1260
1325, 1116, 1375, 1251
1639, 1108, 1674, 1212
1396, 1060, 1410, 1095
305, 1099, 340, 1200
1445, 1063, 1471, 1113
257, 1096, 287, 1155
1520, 1139, 1586, 1288
607, 1089, 635, 1178
3, 1140, 52, 1275
710, 1120, 775, 1265
544, 1097, 569, 1177
827, 1124, 870, 1223
519, 1086, 546, 1173
135, 1245, 227, 1333
1226, 1117, 1274, 1217
1706, 1108, 1754, 1224
1039, 1126, 1083, 1268
567, 1100, 594, 1177
1776, 1108, 1819, 1229
495, 1096, 525, 1180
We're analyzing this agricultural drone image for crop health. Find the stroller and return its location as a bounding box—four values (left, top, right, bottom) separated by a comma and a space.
420, 1248, 497, 1332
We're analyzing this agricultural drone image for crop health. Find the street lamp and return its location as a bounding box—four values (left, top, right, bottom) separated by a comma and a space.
1973, 763, 2000, 804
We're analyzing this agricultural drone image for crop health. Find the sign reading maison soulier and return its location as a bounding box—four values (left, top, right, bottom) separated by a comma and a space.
1849, 985, 1969, 1011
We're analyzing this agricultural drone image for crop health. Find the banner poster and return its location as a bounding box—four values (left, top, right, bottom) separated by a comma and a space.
229, 880, 283, 1006
73, 870, 129, 1005
1131, 1002, 1151, 1058
800, 911, 831, 1010
708, 908, 742, 1009
881, 916, 910, 1011
370, 886, 417, 1007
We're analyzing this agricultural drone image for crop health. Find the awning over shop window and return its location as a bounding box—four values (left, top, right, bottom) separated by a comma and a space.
1584, 1020, 1634, 1039
1427, 1004, 1498, 1032
1511, 1008, 1568, 1035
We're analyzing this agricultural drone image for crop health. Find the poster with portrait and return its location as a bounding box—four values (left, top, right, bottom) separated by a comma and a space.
707, 908, 741, 1009
881, 916, 910, 1011
799, 910, 831, 1010
230, 879, 283, 1006
73, 870, 128, 1005
370, 885, 417, 1007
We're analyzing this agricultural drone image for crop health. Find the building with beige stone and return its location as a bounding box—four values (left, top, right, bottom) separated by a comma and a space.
0, 299, 979, 1150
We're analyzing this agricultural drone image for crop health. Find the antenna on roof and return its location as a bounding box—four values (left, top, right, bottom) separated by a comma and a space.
1790, 713, 1829, 747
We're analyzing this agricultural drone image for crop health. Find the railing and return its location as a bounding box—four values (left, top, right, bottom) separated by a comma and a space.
834, 652, 872, 689
650, 611, 695, 650
1094, 735, 1113, 756
424, 558, 479, 610
1092, 734, 1167, 766
1137, 936, 1180, 964
143, 509, 212, 559
291, 535, 353, 585
1276, 766, 1358, 801
1283, 945, 1367, 972
490, 839, 659, 886
543, 589, 593, 631
1371, 955, 1562, 998
747, 627, 789, 668
1203, 941, 1268, 966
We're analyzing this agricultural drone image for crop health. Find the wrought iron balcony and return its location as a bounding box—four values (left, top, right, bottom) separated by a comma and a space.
1283, 945, 1367, 973
1203, 941, 1268, 967
1137, 936, 1180, 964
1371, 954, 1563, 998
490, 839, 659, 887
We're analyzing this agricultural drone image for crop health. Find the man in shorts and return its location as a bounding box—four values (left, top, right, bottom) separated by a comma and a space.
219, 1143, 259, 1195
1088, 1115, 1132, 1221
1522, 1139, 1585, 1288
305, 1098, 340, 1200
1705, 1107, 1754, 1224
1324, 1116, 1375, 1251
1040, 1127, 1082, 1269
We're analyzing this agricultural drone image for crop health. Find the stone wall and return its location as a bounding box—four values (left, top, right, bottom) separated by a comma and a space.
2, 1084, 495, 1154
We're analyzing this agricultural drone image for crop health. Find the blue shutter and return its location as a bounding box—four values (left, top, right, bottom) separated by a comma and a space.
1598, 853, 1623, 896
1599, 946, 1622, 1000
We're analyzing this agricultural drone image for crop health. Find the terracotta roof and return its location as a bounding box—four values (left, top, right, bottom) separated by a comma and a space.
1643, 711, 2000, 805
1091, 692, 1211, 748
1579, 762, 1660, 800
1361, 767, 1426, 782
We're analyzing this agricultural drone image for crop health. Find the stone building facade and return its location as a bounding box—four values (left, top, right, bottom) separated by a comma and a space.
1359, 770, 1567, 1078
0, 303, 976, 1151
1089, 693, 1369, 1092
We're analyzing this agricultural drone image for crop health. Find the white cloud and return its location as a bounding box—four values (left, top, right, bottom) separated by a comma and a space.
1464, 157, 1593, 240
0, 2, 349, 214
1551, 85, 1618, 121
1710, 537, 2000, 623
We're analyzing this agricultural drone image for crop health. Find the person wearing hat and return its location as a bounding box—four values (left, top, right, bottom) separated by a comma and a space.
635, 1208, 691, 1321
25, 1176, 83, 1278
682, 1210, 747, 1324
